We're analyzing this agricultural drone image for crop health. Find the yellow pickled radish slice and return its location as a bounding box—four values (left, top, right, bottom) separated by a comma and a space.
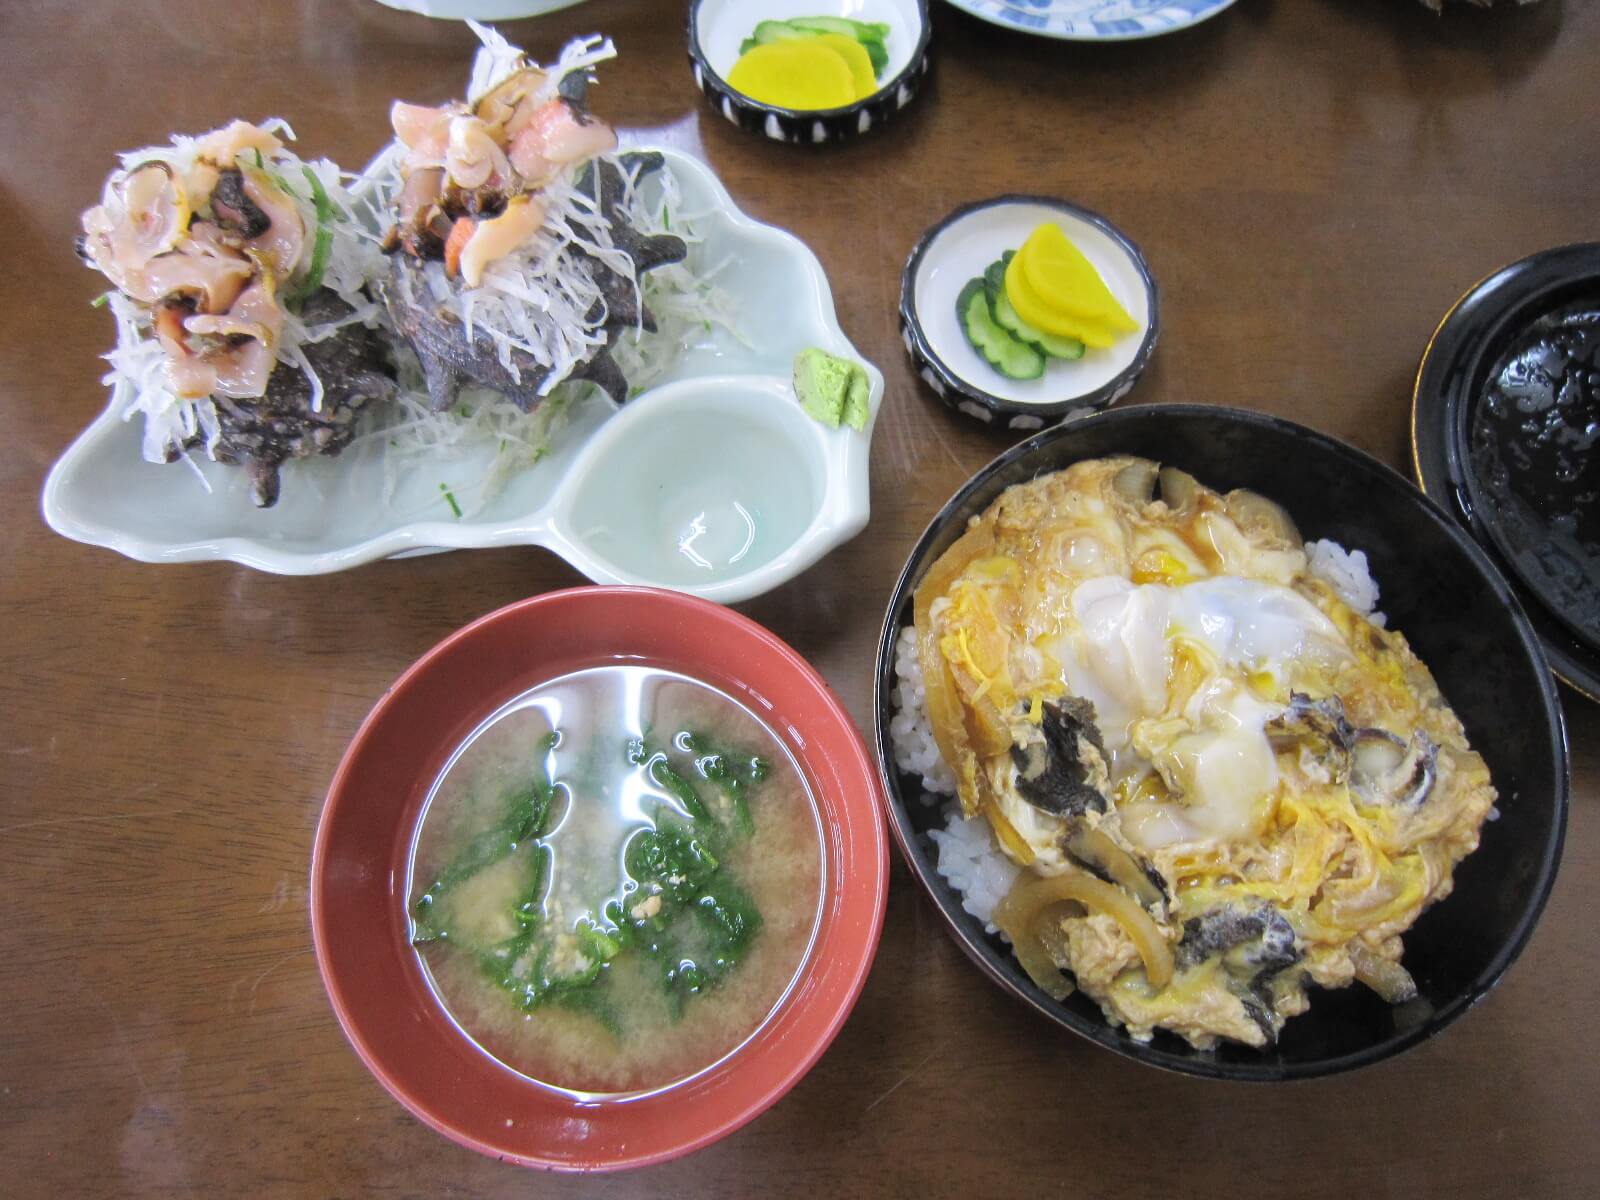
812, 33, 878, 99
726, 41, 857, 111
1019, 222, 1139, 331
1004, 252, 1121, 348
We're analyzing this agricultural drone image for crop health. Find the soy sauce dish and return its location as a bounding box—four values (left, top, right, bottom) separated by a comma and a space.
689, 0, 932, 144
875, 405, 1567, 1080
900, 196, 1158, 430
1412, 242, 1600, 702
546, 373, 876, 604
312, 587, 888, 1171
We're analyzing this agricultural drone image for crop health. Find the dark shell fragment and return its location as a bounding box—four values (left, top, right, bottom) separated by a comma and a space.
1267, 692, 1357, 757
557, 67, 594, 105
178, 290, 396, 507
1351, 729, 1439, 808
1236, 992, 1278, 1041
1011, 697, 1110, 817
380, 151, 688, 413
211, 168, 271, 239
1065, 826, 1167, 912
1176, 904, 1299, 973
1178, 902, 1301, 1041
570, 151, 691, 319
1269, 692, 1439, 807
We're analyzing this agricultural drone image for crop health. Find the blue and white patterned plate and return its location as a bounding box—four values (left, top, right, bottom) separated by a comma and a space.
941, 0, 1239, 41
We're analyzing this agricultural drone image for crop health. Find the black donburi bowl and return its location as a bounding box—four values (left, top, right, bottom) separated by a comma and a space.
873, 403, 1569, 1080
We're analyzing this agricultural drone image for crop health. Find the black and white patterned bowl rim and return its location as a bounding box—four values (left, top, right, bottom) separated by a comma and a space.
687, 0, 932, 145
899, 195, 1160, 432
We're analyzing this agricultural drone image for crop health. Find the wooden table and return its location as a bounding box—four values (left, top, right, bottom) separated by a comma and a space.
5, 1, 1596, 1195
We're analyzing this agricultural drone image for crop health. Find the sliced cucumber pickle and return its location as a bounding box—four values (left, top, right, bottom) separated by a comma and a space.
957, 277, 1045, 381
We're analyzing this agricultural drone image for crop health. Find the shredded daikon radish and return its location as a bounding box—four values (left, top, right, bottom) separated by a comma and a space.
466, 23, 617, 104
96, 124, 388, 460
102, 290, 219, 464
367, 151, 736, 517
367, 153, 646, 393
360, 384, 580, 520
94, 26, 735, 515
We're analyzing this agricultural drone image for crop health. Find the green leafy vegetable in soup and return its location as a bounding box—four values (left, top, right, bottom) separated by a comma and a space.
408, 667, 821, 1091
414, 729, 769, 1027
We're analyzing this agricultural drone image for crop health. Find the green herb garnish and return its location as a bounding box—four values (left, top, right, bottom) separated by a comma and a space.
281, 165, 335, 310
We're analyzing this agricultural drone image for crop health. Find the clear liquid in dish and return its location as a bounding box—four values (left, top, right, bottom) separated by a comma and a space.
407, 665, 823, 1095
569, 410, 818, 584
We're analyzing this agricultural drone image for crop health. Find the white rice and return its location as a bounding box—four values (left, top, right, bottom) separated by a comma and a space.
889, 622, 1009, 928
888, 542, 1383, 929
887, 625, 957, 798
1306, 539, 1385, 627
926, 804, 1019, 933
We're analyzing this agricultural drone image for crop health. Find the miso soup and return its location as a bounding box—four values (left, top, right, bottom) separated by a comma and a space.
407, 665, 824, 1094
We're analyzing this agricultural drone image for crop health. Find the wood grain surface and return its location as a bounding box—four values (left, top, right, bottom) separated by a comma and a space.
3, 1, 1597, 1196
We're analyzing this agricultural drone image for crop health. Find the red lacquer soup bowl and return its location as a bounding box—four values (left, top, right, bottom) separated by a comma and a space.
311, 586, 889, 1171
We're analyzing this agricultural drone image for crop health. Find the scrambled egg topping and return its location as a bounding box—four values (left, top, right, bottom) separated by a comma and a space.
914, 456, 1496, 1049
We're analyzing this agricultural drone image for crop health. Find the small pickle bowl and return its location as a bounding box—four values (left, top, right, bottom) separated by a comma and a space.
900, 195, 1158, 432
874, 404, 1568, 1080
312, 586, 889, 1171
688, 0, 932, 145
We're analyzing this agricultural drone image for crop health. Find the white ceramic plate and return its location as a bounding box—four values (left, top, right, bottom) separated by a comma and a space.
939, 0, 1240, 41
42, 148, 880, 602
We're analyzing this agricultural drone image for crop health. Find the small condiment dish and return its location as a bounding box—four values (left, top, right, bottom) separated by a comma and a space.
313, 585, 889, 1171
545, 372, 874, 603
688, 0, 931, 144
900, 195, 1158, 431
